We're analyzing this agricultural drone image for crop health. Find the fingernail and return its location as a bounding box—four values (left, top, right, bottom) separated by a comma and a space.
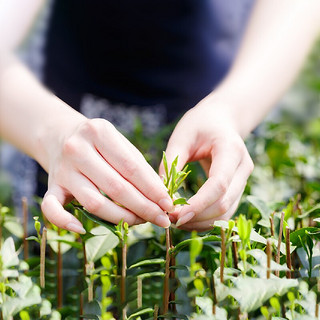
176, 212, 195, 227
66, 222, 86, 234
159, 198, 175, 213
155, 214, 171, 228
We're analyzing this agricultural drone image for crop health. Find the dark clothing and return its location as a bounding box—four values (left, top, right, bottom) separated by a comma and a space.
44, 0, 254, 121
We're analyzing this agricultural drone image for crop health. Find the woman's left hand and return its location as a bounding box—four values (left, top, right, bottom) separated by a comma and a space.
159, 95, 254, 231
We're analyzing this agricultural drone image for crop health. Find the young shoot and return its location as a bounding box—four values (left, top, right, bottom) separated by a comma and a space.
162, 152, 191, 205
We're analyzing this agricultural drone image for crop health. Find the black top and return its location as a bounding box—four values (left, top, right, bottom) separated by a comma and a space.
44, 0, 254, 121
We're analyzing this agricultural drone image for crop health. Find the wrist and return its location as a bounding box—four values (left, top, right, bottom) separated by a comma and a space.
35, 96, 87, 172
206, 78, 270, 138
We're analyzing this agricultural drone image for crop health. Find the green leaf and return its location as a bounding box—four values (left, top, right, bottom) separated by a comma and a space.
290, 227, 320, 247
169, 155, 179, 180
73, 205, 117, 236
1, 237, 19, 268
172, 234, 220, 254
46, 229, 76, 254
194, 278, 205, 295
40, 299, 52, 317
227, 277, 298, 312
173, 198, 189, 205
162, 151, 169, 181
25, 236, 40, 243
129, 258, 166, 269
270, 297, 281, 314
127, 308, 154, 320
3, 275, 42, 318
190, 232, 203, 265
170, 164, 177, 196
19, 310, 30, 320
4, 219, 24, 238
175, 169, 191, 189
247, 196, 273, 220
85, 226, 119, 262
214, 220, 267, 245
297, 203, 320, 219
195, 297, 228, 319
138, 271, 165, 279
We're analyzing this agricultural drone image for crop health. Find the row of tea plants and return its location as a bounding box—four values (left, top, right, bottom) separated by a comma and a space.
0, 124, 320, 319
1, 40, 320, 320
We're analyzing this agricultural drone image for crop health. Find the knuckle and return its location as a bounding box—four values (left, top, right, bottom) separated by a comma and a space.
107, 179, 125, 199
216, 179, 228, 194
217, 197, 230, 215
121, 158, 137, 178
84, 195, 104, 213
62, 137, 79, 156
81, 119, 102, 138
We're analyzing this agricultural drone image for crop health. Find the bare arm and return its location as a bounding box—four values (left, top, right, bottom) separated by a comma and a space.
216, 0, 320, 137
0, 2, 174, 232
162, 0, 320, 230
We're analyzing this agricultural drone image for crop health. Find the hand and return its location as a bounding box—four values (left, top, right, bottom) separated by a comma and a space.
41, 118, 174, 233
159, 95, 254, 231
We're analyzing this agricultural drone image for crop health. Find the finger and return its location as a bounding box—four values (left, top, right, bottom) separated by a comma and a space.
41, 185, 86, 234
180, 162, 249, 224
177, 201, 238, 232
175, 140, 249, 223
62, 170, 147, 226
87, 119, 174, 213
73, 148, 171, 228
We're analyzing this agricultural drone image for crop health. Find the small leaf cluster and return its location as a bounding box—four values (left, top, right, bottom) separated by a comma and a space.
162, 152, 191, 205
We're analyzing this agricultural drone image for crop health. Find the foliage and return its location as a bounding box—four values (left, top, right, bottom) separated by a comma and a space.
0, 40, 320, 320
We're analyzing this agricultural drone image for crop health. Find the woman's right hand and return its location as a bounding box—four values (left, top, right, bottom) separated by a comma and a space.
40, 118, 174, 233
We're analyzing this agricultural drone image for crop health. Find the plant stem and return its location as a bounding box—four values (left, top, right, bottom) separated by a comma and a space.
154, 304, 159, 320
231, 232, 238, 269
40, 227, 47, 288
269, 212, 275, 237
57, 228, 63, 309
266, 239, 272, 279
169, 229, 176, 314
210, 274, 217, 315
22, 197, 29, 261
220, 227, 226, 283
163, 227, 171, 315
80, 292, 84, 317
85, 262, 95, 303
121, 240, 127, 319
285, 227, 292, 279
275, 212, 285, 277
137, 276, 142, 308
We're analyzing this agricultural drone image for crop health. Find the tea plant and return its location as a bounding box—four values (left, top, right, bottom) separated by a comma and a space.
1, 37, 320, 318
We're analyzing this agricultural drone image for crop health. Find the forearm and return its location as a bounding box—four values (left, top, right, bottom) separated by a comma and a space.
0, 52, 86, 171
211, 0, 320, 138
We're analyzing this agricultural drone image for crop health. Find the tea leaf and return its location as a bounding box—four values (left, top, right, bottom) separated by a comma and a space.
162, 151, 169, 182
127, 308, 154, 320
173, 198, 189, 205
129, 258, 166, 269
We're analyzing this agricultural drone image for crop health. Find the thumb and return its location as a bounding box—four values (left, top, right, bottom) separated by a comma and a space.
41, 185, 86, 234
159, 130, 191, 178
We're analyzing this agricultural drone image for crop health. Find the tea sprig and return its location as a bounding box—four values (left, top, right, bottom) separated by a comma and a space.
162, 151, 191, 205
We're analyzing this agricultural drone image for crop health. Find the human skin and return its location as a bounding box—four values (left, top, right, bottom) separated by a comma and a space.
159, 0, 320, 230
0, 0, 320, 233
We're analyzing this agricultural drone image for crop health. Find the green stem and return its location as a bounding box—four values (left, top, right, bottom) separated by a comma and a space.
162, 227, 171, 315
